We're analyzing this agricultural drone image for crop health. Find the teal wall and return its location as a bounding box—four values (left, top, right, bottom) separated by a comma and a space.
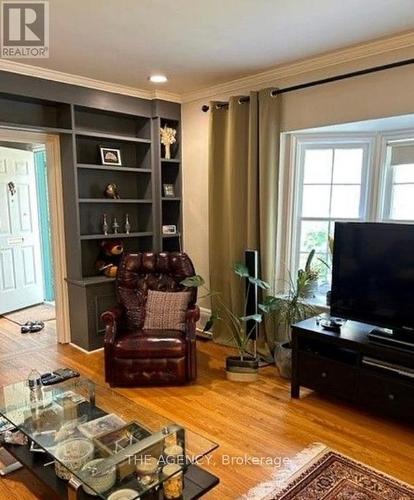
34, 149, 55, 302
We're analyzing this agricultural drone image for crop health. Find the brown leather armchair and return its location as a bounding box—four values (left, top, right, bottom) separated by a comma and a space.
102, 252, 199, 387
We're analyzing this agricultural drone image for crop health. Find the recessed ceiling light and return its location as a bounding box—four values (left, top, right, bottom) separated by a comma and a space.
149, 75, 168, 83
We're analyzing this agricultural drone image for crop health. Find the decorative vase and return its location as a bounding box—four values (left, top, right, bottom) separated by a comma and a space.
161, 142, 178, 160
326, 290, 331, 306
102, 213, 109, 235
225, 356, 259, 382
112, 217, 119, 234
274, 342, 292, 379
124, 213, 131, 234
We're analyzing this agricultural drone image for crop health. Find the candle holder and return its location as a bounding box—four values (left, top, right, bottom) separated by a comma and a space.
112, 217, 119, 234
102, 213, 109, 235
124, 213, 131, 234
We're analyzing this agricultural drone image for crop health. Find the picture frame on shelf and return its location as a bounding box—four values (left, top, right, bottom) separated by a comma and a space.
163, 183, 175, 197
100, 147, 122, 166
162, 225, 177, 235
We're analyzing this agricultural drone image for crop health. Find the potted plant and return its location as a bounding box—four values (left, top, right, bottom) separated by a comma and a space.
181, 263, 272, 382
298, 249, 319, 298
260, 251, 318, 379
318, 236, 335, 306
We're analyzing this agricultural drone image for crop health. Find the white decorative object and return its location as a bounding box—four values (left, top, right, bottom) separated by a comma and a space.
82, 458, 117, 496
107, 489, 140, 500
160, 125, 177, 160
54, 438, 94, 480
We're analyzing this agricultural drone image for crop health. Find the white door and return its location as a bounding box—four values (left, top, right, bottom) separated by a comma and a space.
0, 146, 43, 314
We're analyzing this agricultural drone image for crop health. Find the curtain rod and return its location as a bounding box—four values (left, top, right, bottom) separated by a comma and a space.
201, 57, 414, 112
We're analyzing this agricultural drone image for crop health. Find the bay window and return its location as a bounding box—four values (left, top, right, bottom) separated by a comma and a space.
280, 132, 414, 306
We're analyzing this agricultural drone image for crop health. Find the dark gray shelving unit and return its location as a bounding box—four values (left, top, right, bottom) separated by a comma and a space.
158, 116, 183, 252
66, 105, 163, 350
0, 72, 181, 351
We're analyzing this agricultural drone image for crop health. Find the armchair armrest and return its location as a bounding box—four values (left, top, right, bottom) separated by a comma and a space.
101, 305, 124, 344
185, 305, 200, 338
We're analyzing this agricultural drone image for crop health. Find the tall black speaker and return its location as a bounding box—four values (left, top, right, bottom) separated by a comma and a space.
245, 249, 259, 355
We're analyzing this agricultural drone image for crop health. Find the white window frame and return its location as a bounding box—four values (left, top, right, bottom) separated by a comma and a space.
277, 133, 376, 293
378, 130, 414, 223
292, 138, 373, 278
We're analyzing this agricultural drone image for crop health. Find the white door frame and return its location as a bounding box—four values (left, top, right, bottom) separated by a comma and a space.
0, 128, 70, 344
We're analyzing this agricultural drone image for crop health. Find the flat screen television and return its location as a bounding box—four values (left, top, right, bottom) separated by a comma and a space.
331, 222, 414, 336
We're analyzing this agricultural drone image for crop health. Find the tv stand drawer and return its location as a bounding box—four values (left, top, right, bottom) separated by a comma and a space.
357, 371, 414, 418
298, 352, 357, 399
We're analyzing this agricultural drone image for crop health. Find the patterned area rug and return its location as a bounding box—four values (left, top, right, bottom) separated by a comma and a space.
242, 444, 414, 500
3, 303, 55, 325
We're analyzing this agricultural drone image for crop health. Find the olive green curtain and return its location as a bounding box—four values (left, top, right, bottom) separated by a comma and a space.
208, 89, 281, 352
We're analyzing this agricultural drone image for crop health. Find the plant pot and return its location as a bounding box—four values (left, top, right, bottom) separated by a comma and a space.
161, 142, 178, 160
274, 342, 292, 379
225, 356, 259, 382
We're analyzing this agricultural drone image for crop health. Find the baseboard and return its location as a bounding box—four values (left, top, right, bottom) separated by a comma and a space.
69, 343, 104, 355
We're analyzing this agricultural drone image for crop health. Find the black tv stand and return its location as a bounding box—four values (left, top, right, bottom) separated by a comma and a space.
291, 317, 414, 420
368, 327, 414, 350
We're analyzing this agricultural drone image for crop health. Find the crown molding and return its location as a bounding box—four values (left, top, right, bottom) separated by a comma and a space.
181, 31, 414, 103
1, 31, 414, 106
0, 59, 182, 103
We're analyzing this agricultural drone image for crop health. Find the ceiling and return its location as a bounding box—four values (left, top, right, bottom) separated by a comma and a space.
19, 0, 414, 95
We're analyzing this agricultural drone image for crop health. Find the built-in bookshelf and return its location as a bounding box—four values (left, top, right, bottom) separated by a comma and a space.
159, 117, 182, 252
72, 106, 156, 279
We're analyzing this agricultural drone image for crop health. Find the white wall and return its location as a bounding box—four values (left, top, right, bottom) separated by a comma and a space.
182, 44, 414, 304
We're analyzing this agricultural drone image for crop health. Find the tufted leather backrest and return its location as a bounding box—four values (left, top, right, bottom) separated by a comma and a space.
116, 252, 197, 329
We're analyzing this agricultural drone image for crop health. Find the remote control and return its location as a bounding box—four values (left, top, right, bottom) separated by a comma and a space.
40, 368, 80, 386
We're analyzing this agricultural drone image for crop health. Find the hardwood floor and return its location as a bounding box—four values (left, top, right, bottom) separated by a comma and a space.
0, 316, 413, 499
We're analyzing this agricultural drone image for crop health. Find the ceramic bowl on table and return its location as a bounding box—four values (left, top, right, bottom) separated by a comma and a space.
54, 437, 94, 480
81, 458, 116, 495
107, 489, 140, 500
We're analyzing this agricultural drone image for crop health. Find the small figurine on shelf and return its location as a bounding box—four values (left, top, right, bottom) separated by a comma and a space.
95, 240, 124, 278
124, 213, 131, 234
160, 124, 177, 159
102, 213, 109, 235
112, 217, 119, 234
104, 183, 120, 199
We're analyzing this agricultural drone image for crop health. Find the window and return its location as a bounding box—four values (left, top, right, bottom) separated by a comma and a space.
280, 132, 414, 305
383, 143, 414, 221
294, 142, 370, 291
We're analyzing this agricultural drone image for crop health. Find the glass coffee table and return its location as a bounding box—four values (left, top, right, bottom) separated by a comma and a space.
0, 376, 219, 499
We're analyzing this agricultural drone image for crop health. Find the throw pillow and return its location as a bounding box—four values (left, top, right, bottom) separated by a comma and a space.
144, 290, 191, 332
